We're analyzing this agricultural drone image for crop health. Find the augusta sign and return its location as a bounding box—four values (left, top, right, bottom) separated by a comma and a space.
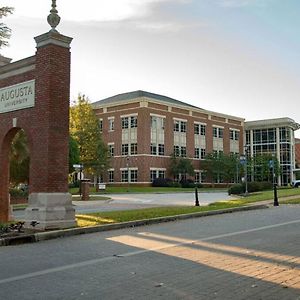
0, 80, 35, 114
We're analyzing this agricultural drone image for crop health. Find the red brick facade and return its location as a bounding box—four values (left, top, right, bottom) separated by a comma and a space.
94, 95, 244, 185
0, 32, 72, 222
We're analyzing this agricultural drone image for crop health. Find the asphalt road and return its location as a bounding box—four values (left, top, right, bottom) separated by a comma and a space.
13, 192, 235, 218
2, 205, 300, 299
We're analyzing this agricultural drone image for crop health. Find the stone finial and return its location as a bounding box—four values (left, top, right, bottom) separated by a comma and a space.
47, 0, 61, 32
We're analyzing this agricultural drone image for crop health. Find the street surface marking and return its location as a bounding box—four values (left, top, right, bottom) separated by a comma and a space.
0, 218, 300, 285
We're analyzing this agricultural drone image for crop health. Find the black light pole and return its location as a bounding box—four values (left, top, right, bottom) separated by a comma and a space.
271, 160, 279, 206
195, 187, 199, 206
244, 146, 249, 196
126, 156, 130, 192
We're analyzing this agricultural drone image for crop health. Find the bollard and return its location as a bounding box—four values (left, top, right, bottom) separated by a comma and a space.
273, 183, 279, 206
195, 187, 199, 206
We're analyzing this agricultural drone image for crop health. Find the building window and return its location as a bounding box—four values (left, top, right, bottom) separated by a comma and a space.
195, 148, 200, 159
194, 124, 200, 135
213, 127, 218, 138
201, 125, 206, 136
230, 129, 239, 141
131, 143, 138, 155
109, 119, 114, 131
174, 145, 186, 157
195, 171, 200, 184
200, 148, 206, 159
121, 117, 129, 129
99, 119, 103, 132
174, 120, 186, 133
180, 122, 187, 133
131, 116, 137, 128
108, 170, 114, 183
158, 170, 165, 178
130, 170, 138, 182
158, 144, 165, 156
151, 170, 165, 182
121, 170, 128, 182
121, 144, 129, 156
151, 116, 157, 128
219, 128, 223, 138
150, 170, 157, 182
195, 124, 206, 136
151, 143, 157, 155
109, 144, 114, 157
174, 145, 180, 157
181, 146, 187, 157
174, 120, 180, 132
213, 127, 223, 138
151, 116, 165, 130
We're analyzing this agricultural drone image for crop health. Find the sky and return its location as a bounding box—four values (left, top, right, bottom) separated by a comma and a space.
1, 0, 300, 136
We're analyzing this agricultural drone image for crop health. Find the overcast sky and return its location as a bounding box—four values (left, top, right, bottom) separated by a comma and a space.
2, 0, 300, 136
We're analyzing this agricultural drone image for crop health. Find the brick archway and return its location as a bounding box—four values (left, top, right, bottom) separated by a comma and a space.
0, 30, 76, 229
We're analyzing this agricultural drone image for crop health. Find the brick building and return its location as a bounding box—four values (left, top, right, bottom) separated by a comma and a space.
92, 90, 244, 186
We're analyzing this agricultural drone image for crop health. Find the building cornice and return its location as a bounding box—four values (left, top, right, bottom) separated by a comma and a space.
92, 95, 245, 124
245, 118, 300, 131
0, 56, 36, 80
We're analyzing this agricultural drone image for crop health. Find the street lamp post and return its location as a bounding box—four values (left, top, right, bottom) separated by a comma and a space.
269, 159, 279, 206
244, 146, 249, 196
126, 156, 130, 192
240, 147, 248, 196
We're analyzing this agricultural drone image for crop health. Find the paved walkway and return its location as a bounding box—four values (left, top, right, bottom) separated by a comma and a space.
72, 192, 235, 213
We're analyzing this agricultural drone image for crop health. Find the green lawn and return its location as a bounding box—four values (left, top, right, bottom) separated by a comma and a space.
69, 186, 227, 195
280, 198, 300, 204
238, 187, 300, 203
76, 187, 300, 227
76, 199, 246, 227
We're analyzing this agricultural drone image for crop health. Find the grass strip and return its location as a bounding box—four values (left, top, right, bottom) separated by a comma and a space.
69, 186, 227, 195
280, 198, 300, 204
76, 199, 246, 227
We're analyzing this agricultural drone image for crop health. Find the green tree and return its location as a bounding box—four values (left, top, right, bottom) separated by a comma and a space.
9, 130, 29, 185
70, 94, 109, 178
169, 154, 194, 180
251, 154, 280, 182
69, 135, 80, 173
0, 7, 13, 49
201, 152, 238, 184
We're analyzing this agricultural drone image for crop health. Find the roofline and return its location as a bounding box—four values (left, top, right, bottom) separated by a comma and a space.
92, 90, 245, 123
245, 117, 300, 131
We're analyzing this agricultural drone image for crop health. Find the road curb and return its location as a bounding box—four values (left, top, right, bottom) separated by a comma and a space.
1, 204, 268, 246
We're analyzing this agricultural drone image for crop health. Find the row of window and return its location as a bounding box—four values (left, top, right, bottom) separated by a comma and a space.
109, 143, 214, 159
246, 127, 292, 145
101, 117, 239, 141
107, 169, 207, 184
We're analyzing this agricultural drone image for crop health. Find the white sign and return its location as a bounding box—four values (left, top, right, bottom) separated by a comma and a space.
73, 164, 82, 169
0, 80, 35, 114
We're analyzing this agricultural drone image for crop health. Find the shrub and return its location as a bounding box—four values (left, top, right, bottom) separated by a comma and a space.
260, 181, 273, 190
195, 183, 203, 188
228, 181, 273, 195
181, 179, 195, 188
169, 181, 181, 188
152, 178, 173, 187
228, 184, 244, 195
9, 187, 28, 198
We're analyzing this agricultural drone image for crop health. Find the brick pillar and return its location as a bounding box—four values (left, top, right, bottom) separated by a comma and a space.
81, 180, 91, 201
24, 31, 76, 230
